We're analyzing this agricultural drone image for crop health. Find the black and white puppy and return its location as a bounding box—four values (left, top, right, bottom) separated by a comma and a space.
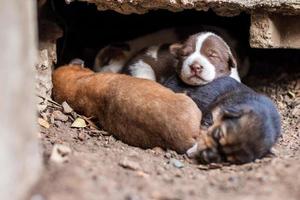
94, 28, 179, 73
122, 32, 241, 85
121, 44, 177, 83
164, 76, 281, 164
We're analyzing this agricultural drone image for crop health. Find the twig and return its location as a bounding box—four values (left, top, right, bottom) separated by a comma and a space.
37, 94, 62, 107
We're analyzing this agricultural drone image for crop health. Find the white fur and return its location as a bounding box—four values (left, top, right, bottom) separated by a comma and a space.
146, 45, 160, 60
130, 60, 156, 81
94, 28, 179, 73
186, 143, 198, 158
95, 60, 125, 73
208, 33, 242, 82
180, 33, 216, 85
229, 67, 241, 82
93, 48, 128, 73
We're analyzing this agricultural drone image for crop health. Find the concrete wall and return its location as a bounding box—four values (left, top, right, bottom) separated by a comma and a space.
0, 0, 42, 199
78, 0, 300, 48
250, 13, 300, 48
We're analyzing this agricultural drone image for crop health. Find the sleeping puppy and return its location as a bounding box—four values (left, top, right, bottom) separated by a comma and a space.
94, 26, 249, 79
164, 76, 281, 164
52, 64, 203, 154
122, 32, 241, 85
121, 44, 176, 83
94, 28, 179, 73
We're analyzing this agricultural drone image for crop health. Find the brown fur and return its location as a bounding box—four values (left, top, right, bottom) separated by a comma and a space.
200, 35, 237, 77
170, 33, 236, 79
52, 65, 203, 153
94, 45, 129, 67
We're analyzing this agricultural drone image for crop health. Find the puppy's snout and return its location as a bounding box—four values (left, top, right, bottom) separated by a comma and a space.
190, 63, 203, 74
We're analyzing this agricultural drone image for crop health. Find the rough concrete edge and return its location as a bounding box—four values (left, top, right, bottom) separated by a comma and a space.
0, 0, 43, 199
249, 13, 274, 48
20, 0, 44, 199
79, 0, 300, 16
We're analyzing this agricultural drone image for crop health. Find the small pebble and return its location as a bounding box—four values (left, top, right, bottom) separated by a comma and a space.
78, 132, 86, 141
119, 158, 141, 171
37, 104, 47, 112
136, 170, 149, 178
152, 147, 164, 154
169, 158, 184, 168
62, 101, 73, 114
37, 118, 50, 129
50, 144, 72, 163
36, 96, 44, 104
52, 110, 68, 122
292, 105, 300, 117
164, 152, 171, 159
198, 165, 209, 170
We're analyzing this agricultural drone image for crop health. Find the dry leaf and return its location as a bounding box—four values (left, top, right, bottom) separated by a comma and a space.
71, 117, 87, 128
38, 118, 50, 129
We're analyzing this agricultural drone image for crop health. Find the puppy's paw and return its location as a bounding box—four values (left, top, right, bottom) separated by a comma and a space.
186, 133, 223, 164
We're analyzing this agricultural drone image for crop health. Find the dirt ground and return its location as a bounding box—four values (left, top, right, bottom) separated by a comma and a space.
29, 64, 300, 200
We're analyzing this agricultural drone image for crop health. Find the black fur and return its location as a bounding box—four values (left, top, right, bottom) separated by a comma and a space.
163, 75, 252, 125
163, 76, 281, 164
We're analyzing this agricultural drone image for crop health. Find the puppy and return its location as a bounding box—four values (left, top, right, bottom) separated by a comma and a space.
52, 64, 204, 154
94, 26, 249, 79
94, 28, 179, 73
164, 76, 281, 164
122, 31, 240, 85
121, 44, 176, 83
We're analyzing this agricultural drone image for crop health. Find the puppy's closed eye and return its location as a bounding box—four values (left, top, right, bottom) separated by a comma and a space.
222, 106, 252, 119
207, 50, 220, 59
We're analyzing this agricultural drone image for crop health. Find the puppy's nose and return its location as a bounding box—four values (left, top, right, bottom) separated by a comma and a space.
190, 63, 203, 74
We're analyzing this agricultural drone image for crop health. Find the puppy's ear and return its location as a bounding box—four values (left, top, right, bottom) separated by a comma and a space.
228, 51, 237, 69
222, 105, 252, 119
169, 43, 183, 57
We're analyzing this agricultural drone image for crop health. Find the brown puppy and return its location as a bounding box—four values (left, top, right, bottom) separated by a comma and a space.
52, 65, 203, 153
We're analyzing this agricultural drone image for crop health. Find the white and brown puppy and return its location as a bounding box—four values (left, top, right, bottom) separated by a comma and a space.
122, 32, 241, 85
94, 27, 249, 78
